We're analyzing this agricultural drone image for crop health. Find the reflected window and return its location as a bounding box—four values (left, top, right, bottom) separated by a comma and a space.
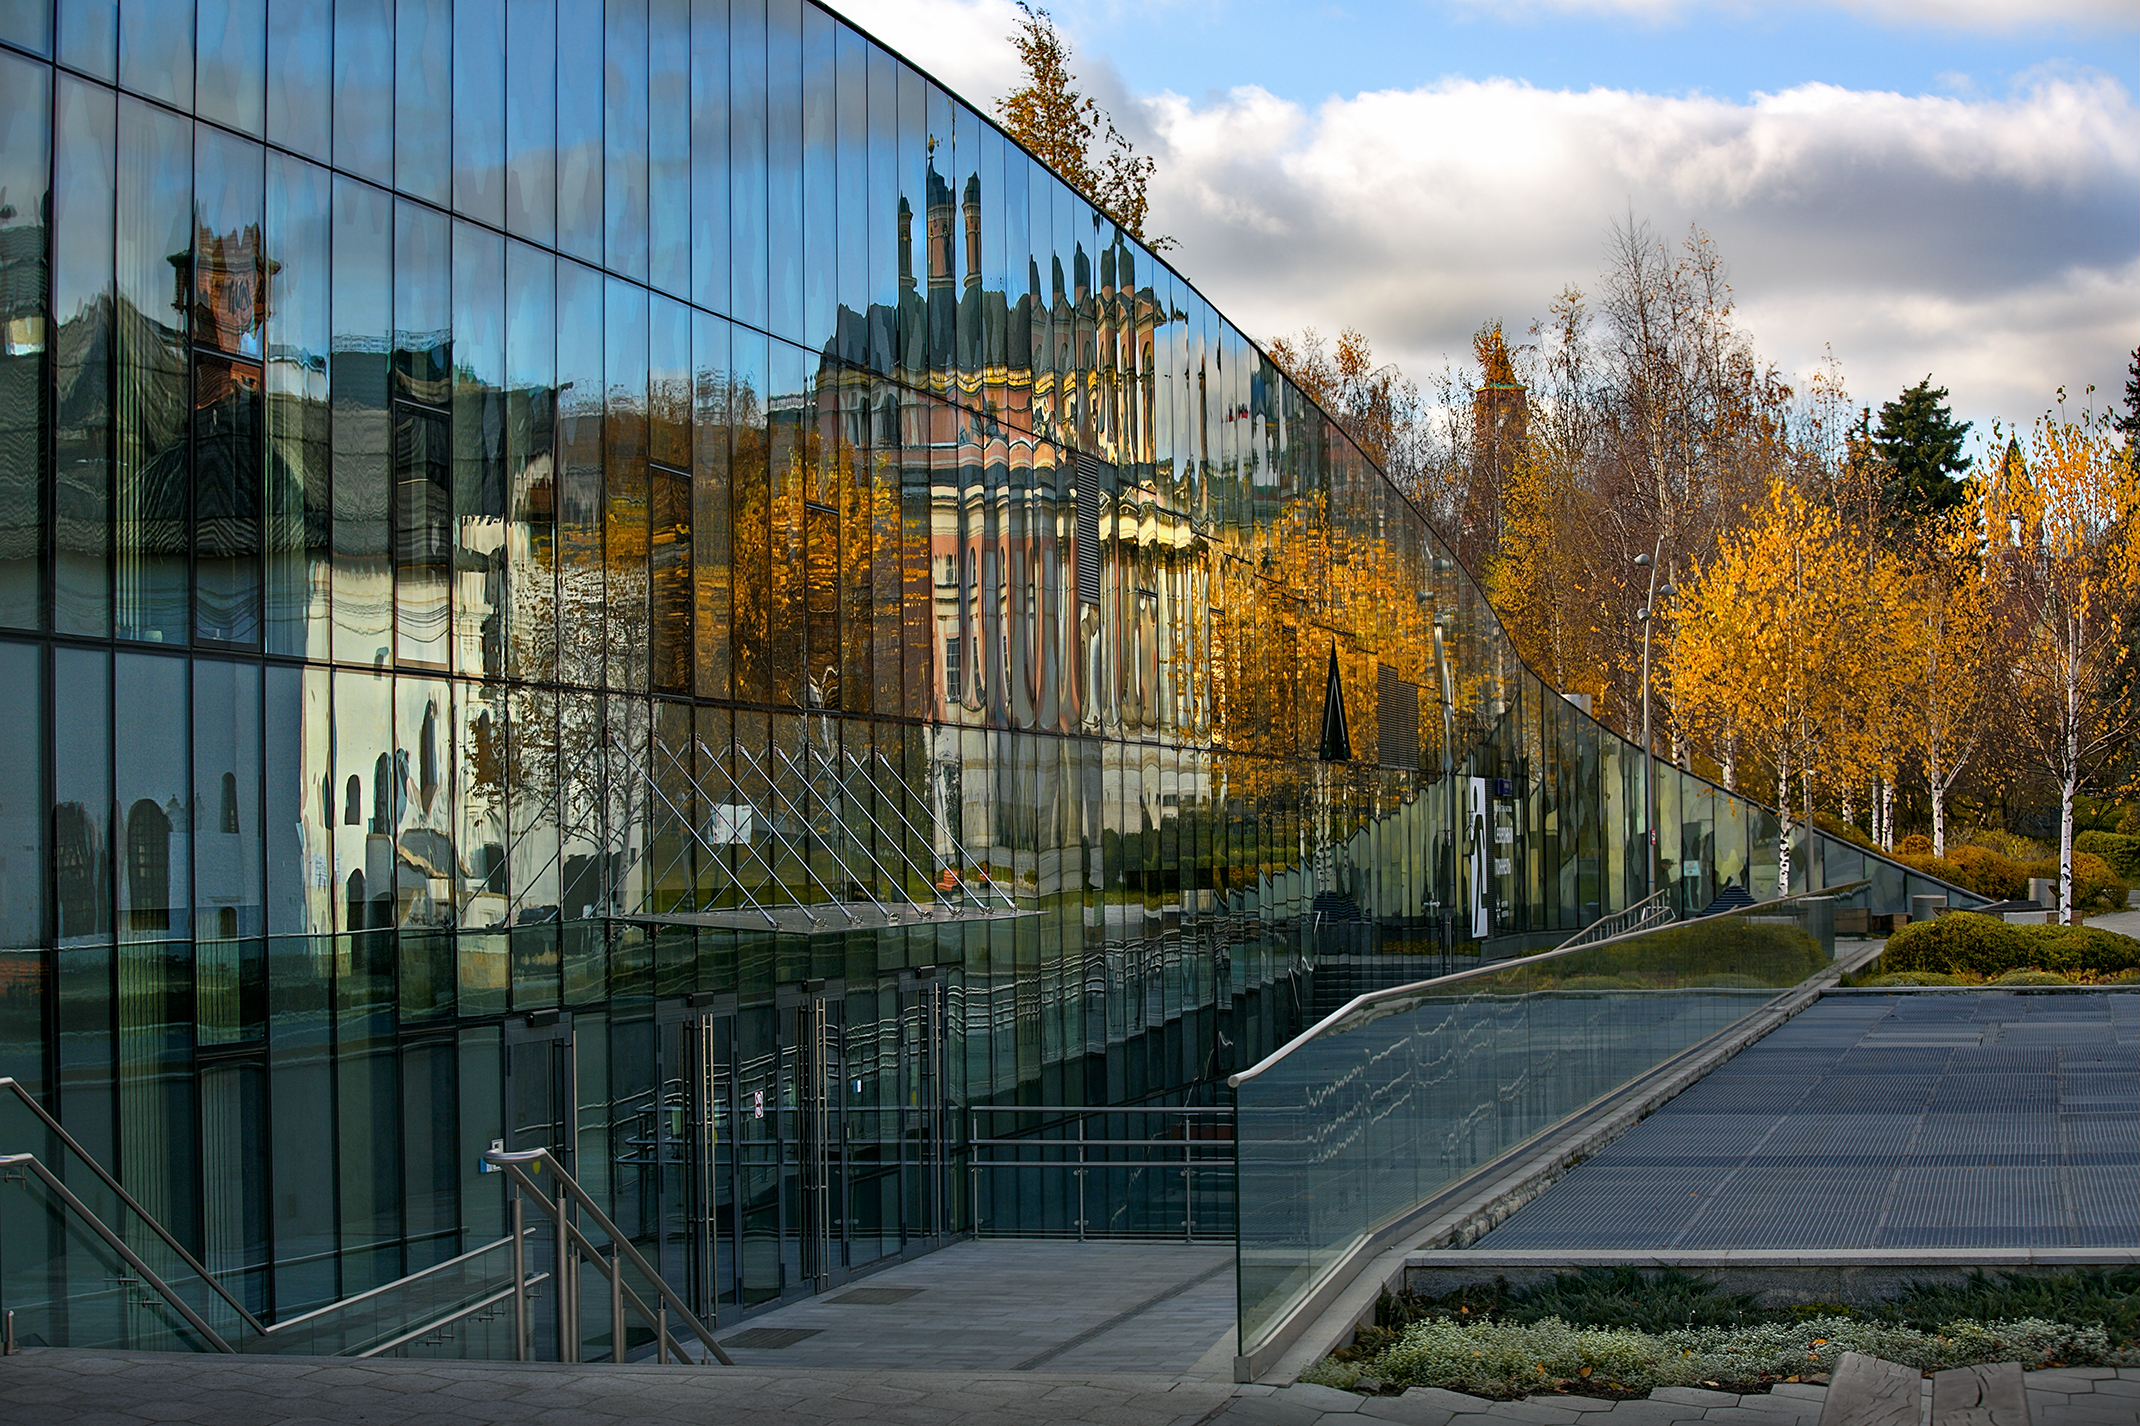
419, 701, 439, 807
220, 771, 240, 833
345, 774, 362, 826
126, 798, 172, 932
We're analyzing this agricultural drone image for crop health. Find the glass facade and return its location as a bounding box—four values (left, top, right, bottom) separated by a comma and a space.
0, 0, 1958, 1338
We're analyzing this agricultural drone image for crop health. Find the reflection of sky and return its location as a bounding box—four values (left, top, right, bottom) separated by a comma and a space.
827, 0, 2139, 440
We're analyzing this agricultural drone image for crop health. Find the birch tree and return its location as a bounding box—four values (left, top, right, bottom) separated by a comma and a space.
1986, 407, 2140, 922
1912, 506, 2001, 856
1667, 481, 1855, 893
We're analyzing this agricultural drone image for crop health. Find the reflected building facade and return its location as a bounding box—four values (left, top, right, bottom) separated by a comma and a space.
0, 0, 1937, 1333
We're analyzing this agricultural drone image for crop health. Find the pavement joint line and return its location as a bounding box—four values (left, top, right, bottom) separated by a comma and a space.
1012, 1259, 1237, 1372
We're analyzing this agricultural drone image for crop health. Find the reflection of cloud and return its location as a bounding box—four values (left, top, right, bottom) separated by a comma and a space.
818, 0, 1027, 108
1142, 72, 2138, 430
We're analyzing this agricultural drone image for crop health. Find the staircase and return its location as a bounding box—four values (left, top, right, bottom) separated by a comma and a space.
0, 1079, 724, 1364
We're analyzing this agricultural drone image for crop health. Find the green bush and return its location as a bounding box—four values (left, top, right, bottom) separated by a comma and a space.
1880, 916, 2140, 979
1861, 971, 1968, 987
1347, 1314, 2120, 1397
2076, 831, 2140, 886
2023, 852, 2127, 913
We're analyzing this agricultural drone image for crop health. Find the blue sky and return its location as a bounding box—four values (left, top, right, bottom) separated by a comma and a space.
830, 0, 2138, 436
1071, 1, 2136, 112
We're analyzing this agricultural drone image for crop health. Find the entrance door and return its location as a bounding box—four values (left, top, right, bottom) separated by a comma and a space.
785, 983, 845, 1294
503, 1012, 577, 1174
654, 1000, 733, 1319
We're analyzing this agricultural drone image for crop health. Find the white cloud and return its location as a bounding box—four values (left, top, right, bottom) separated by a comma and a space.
1441, 0, 2136, 32
1140, 71, 2140, 430
818, 0, 2137, 430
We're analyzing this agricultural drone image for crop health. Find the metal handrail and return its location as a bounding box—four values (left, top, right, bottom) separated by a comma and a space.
1553, 886, 1677, 954
0, 1077, 265, 1336
1228, 880, 1868, 1090
483, 1146, 733, 1366
966, 1105, 1236, 1244
356, 1271, 550, 1359
0, 1153, 236, 1352
251, 1235, 516, 1342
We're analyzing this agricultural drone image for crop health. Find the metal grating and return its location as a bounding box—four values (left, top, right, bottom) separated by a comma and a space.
720, 1327, 824, 1350
828, 1287, 926, 1306
1468, 993, 2140, 1252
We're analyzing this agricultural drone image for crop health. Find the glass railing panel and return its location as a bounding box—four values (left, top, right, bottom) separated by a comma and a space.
0, 1083, 255, 1349
0, 1165, 225, 1352
248, 1237, 515, 1356
1232, 890, 1849, 1358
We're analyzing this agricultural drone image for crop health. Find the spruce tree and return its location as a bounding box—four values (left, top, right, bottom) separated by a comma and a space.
1872, 376, 1972, 523
2119, 345, 2139, 450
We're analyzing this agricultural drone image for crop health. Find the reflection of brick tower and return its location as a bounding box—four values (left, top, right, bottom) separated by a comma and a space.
1467, 322, 1526, 564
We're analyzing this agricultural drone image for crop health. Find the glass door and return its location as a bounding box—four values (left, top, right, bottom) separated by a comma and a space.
785, 982, 846, 1294
502, 1012, 576, 1173
654, 1000, 733, 1319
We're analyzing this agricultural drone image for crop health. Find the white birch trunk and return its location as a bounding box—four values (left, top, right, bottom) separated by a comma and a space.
2061, 774, 2077, 925
1930, 755, 1947, 858
1776, 769, 1792, 897
1881, 780, 1896, 853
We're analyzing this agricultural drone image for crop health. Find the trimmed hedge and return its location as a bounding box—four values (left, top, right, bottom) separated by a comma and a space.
1891, 845, 2127, 912
2076, 830, 2140, 886
1881, 914, 2140, 979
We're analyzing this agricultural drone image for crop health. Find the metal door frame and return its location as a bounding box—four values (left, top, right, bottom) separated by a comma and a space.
776, 978, 847, 1297
501, 1011, 578, 1178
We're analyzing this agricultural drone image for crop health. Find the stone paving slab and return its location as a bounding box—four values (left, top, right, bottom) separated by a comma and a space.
700, 1239, 1237, 1375
9, 1354, 2133, 1426
1214, 1373, 2140, 1426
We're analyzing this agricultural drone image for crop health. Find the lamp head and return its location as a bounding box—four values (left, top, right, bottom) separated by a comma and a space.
1633, 553, 1651, 568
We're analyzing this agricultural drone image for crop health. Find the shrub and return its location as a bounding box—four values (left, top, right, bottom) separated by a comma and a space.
1360, 1314, 2122, 1397
1992, 969, 2071, 985
2076, 831, 2140, 886
1954, 828, 2051, 862
1880, 916, 2140, 979
1945, 845, 2029, 900
2022, 851, 2127, 913
1898, 833, 1933, 855
1861, 971, 1968, 987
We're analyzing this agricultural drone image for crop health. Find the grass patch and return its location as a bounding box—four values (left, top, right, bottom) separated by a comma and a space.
1313, 1268, 2140, 1399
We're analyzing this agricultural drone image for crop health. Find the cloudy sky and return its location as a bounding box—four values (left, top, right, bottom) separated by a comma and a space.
823, 0, 2137, 445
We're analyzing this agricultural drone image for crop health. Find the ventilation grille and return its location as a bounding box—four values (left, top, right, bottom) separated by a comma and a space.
1073, 453, 1110, 606
1378, 663, 1420, 770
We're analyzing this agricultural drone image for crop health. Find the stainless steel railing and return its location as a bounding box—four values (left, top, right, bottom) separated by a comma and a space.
967, 1105, 1236, 1244
482, 1145, 734, 1366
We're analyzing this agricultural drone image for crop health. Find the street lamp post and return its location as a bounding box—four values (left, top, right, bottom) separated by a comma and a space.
1634, 546, 1673, 899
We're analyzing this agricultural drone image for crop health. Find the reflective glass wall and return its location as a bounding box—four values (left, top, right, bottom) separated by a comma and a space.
0, 0, 1949, 1329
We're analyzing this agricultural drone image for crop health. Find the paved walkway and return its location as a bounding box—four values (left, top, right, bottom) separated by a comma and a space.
7, 1353, 2134, 1425
706, 1240, 1237, 1374
1474, 991, 2140, 1251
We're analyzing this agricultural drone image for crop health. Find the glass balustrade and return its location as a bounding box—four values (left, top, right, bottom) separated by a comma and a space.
1231, 888, 1852, 1360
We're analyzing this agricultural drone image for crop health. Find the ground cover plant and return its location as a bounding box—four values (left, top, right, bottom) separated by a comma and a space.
1306, 1267, 2140, 1399
1851, 915, 2140, 986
